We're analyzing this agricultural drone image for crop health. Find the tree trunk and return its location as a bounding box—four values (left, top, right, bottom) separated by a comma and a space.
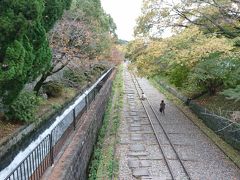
208, 83, 217, 96
209, 87, 216, 96
33, 59, 69, 95
33, 72, 50, 95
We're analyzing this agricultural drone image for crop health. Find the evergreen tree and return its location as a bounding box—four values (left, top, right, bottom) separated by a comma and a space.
0, 0, 70, 109
42, 0, 72, 31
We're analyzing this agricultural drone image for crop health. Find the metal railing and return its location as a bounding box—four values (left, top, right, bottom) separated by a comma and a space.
3, 68, 113, 180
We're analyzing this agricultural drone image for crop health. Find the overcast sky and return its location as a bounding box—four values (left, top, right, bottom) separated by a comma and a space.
101, 0, 143, 41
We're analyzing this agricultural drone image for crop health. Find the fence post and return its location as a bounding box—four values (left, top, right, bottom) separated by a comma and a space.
73, 108, 76, 130
85, 95, 88, 111
49, 133, 54, 166
88, 94, 90, 108
93, 88, 96, 101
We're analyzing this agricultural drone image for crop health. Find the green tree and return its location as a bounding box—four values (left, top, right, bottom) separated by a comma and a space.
42, 0, 72, 31
0, 0, 51, 106
189, 52, 235, 95
75, 0, 116, 55
221, 56, 240, 101
0, 0, 70, 110
168, 64, 190, 87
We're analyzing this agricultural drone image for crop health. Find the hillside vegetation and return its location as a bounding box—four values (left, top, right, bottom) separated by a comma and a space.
0, 0, 121, 134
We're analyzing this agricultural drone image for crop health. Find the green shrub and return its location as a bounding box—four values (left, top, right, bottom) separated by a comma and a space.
222, 85, 240, 102
168, 64, 190, 87
6, 92, 41, 123
43, 81, 64, 98
63, 70, 86, 86
233, 37, 240, 47
189, 52, 238, 96
87, 64, 107, 79
84, 71, 93, 82
92, 64, 106, 74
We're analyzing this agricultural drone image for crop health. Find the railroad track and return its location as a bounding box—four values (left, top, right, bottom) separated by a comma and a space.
130, 72, 191, 180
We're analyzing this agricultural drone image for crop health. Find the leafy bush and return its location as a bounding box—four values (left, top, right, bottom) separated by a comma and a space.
222, 85, 240, 102
188, 52, 240, 96
168, 64, 190, 87
84, 71, 93, 82
181, 82, 206, 98
189, 53, 227, 95
233, 37, 240, 47
43, 81, 64, 98
6, 92, 41, 123
63, 70, 86, 87
92, 64, 106, 73
86, 64, 107, 83
222, 58, 240, 89
63, 64, 107, 89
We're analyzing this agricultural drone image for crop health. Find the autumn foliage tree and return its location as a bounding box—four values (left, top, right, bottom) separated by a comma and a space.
135, 0, 240, 38
128, 25, 240, 97
107, 45, 125, 64
34, 0, 116, 93
128, 0, 240, 100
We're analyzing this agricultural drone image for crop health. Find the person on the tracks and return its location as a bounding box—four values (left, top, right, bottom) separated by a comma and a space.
159, 100, 165, 114
141, 92, 146, 101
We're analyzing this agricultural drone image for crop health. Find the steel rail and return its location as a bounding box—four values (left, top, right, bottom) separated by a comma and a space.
129, 73, 175, 180
131, 72, 191, 180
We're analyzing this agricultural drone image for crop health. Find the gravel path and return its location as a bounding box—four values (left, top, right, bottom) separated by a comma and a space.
116, 64, 240, 180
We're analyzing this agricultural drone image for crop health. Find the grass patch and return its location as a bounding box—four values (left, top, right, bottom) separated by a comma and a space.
88, 65, 123, 180
88, 98, 112, 180
149, 77, 240, 169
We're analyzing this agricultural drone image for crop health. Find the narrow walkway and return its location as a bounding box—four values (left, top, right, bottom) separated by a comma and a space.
116, 64, 240, 179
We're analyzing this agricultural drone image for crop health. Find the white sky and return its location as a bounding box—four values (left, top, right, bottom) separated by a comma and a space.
101, 0, 143, 41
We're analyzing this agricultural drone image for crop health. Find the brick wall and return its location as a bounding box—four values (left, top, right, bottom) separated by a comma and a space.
57, 72, 115, 180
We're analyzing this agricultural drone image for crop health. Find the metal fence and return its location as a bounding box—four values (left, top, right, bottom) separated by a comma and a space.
158, 80, 240, 151
4, 68, 113, 180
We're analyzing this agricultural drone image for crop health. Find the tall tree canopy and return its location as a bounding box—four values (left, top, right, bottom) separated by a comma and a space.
135, 0, 240, 38
128, 0, 240, 99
